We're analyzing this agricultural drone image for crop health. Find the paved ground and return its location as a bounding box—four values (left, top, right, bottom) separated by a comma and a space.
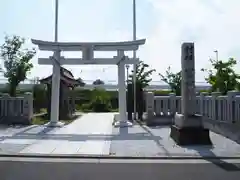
110, 125, 240, 157
1, 157, 240, 180
0, 113, 113, 155
1, 112, 240, 157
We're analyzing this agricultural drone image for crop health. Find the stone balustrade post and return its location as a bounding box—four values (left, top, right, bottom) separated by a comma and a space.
8, 98, 13, 116
145, 92, 154, 121
2, 93, 10, 117
169, 93, 176, 116
211, 92, 221, 121
200, 92, 208, 117
15, 97, 23, 116
23, 92, 33, 121
227, 91, 240, 123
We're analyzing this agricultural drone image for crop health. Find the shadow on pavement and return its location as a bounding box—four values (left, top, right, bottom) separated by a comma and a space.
139, 125, 171, 156
14, 125, 41, 136
185, 145, 240, 171
119, 127, 128, 135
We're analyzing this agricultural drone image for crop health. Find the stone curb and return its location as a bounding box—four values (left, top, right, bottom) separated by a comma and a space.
1, 153, 240, 160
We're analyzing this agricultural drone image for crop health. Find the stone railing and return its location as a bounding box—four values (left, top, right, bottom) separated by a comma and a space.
145, 91, 240, 125
0, 92, 33, 125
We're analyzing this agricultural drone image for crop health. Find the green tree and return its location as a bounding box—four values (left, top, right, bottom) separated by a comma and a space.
76, 77, 85, 86
89, 88, 111, 112
93, 79, 105, 85
33, 84, 47, 113
159, 66, 182, 95
128, 61, 155, 88
0, 35, 36, 96
201, 58, 240, 94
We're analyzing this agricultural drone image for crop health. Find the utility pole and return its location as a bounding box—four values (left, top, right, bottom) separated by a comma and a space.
49, 0, 61, 126
214, 50, 218, 61
133, 0, 137, 120
55, 0, 59, 42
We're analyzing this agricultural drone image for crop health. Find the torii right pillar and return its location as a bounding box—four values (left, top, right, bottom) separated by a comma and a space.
170, 43, 212, 145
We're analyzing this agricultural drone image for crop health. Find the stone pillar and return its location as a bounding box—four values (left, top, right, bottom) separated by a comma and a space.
23, 92, 33, 124
169, 93, 176, 116
170, 43, 211, 145
181, 46, 195, 117
211, 92, 221, 121
114, 51, 133, 127
145, 92, 154, 125
200, 92, 208, 117
48, 50, 64, 127
2, 93, 10, 117
227, 91, 240, 123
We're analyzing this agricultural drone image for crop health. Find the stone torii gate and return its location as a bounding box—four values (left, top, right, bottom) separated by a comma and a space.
32, 39, 146, 127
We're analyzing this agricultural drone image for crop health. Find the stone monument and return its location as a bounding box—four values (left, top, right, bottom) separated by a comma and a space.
170, 43, 212, 145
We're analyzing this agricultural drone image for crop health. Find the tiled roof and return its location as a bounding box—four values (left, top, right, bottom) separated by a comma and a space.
39, 67, 84, 87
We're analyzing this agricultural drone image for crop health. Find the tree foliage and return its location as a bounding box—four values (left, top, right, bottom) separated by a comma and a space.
159, 66, 182, 95
33, 84, 47, 113
128, 61, 155, 88
0, 35, 36, 96
93, 79, 105, 85
201, 58, 240, 94
89, 88, 111, 112
76, 77, 85, 86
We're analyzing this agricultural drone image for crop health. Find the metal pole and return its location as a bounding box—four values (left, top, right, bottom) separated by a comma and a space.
133, 0, 137, 120
126, 65, 129, 83
214, 50, 218, 61
49, 0, 61, 126
55, 0, 58, 42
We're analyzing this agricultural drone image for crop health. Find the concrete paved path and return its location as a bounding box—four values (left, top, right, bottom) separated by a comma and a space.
110, 125, 240, 157
0, 113, 114, 155
1, 113, 240, 158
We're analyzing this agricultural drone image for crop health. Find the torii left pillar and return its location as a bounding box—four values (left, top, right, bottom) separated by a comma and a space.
47, 50, 64, 127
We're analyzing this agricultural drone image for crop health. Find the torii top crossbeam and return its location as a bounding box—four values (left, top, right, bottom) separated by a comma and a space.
32, 39, 146, 65
31, 39, 146, 51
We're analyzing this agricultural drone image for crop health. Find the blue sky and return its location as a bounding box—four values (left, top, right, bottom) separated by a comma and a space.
1, 0, 240, 84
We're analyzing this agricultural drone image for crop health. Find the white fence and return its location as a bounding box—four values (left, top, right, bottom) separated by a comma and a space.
0, 93, 33, 125
146, 91, 240, 124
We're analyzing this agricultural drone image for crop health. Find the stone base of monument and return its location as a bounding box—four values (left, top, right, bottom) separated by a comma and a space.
113, 113, 133, 127
144, 113, 174, 126
170, 113, 212, 145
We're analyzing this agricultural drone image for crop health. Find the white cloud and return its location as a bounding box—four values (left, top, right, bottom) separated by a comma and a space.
143, 0, 240, 81
26, 0, 240, 84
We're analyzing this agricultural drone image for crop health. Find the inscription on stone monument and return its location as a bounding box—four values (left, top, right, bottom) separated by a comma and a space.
181, 43, 195, 116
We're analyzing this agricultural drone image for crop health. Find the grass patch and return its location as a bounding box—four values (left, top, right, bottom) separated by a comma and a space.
32, 116, 49, 125
40, 108, 47, 113
79, 109, 93, 113
110, 108, 119, 112
32, 113, 81, 125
